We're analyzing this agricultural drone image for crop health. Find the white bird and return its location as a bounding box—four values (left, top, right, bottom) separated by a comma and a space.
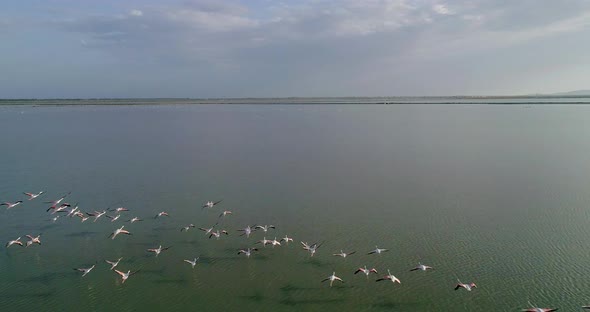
183, 257, 199, 268
256, 237, 272, 247
106, 214, 121, 222
66, 204, 79, 217
199, 225, 217, 236
44, 192, 70, 209
368, 246, 388, 255
218, 210, 232, 218
376, 270, 401, 284
25, 234, 42, 247
410, 262, 433, 271
111, 207, 129, 213
74, 264, 95, 277
127, 216, 143, 223
23, 191, 44, 200
52, 215, 60, 222
270, 237, 282, 247
333, 250, 356, 258
109, 226, 131, 240
180, 224, 196, 232
454, 279, 476, 291
1, 201, 23, 209
238, 248, 258, 258
87, 210, 107, 222
155, 211, 169, 218
321, 272, 344, 287
147, 245, 171, 257
254, 225, 275, 233
354, 266, 378, 277
209, 230, 229, 239
280, 235, 293, 244
202, 200, 222, 209
50, 203, 71, 214
75, 212, 89, 222
6, 237, 24, 248
521, 301, 557, 312
105, 257, 122, 270
301, 241, 322, 257
114, 269, 139, 283
237, 225, 256, 238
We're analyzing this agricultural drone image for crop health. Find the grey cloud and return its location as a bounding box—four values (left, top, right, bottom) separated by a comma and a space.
35, 0, 590, 97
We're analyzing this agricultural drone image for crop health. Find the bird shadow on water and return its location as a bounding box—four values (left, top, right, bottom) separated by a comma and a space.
152, 226, 176, 232
152, 278, 189, 286
136, 268, 165, 277
280, 284, 318, 293
278, 283, 348, 306
64, 231, 99, 238
177, 240, 201, 247
278, 297, 345, 306
19, 272, 70, 286
39, 223, 59, 231
299, 258, 330, 268
369, 297, 421, 310
127, 241, 159, 247
239, 292, 266, 303
0, 290, 56, 299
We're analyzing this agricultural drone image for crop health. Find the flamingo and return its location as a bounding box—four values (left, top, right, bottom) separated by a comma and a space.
44, 192, 70, 209
180, 224, 196, 232
454, 279, 476, 291
154, 211, 169, 218
280, 235, 293, 244
333, 250, 356, 258
410, 262, 433, 271
147, 245, 171, 257
321, 272, 344, 287
237, 225, 256, 238
376, 270, 401, 284
209, 230, 229, 239
238, 248, 258, 258
183, 257, 199, 268
105, 257, 122, 270
256, 237, 272, 247
23, 191, 44, 200
114, 269, 139, 283
354, 266, 378, 278
521, 301, 558, 312
6, 237, 24, 248
254, 225, 275, 233
2, 201, 23, 209
218, 210, 232, 218
127, 217, 143, 223
109, 226, 131, 240
106, 214, 121, 222
368, 246, 388, 255
74, 264, 95, 277
202, 200, 222, 209
25, 234, 42, 247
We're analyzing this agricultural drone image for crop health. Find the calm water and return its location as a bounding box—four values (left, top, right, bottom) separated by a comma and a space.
1, 102, 590, 311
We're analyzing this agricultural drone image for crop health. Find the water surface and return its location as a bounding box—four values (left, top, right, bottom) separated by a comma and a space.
1, 102, 590, 311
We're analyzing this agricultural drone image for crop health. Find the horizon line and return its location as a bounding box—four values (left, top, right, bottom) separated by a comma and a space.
2, 94, 590, 101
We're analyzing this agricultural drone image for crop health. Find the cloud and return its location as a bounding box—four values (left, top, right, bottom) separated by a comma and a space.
25, 0, 590, 96
432, 4, 453, 15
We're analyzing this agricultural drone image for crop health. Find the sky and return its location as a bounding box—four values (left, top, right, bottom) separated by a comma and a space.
1, 0, 590, 98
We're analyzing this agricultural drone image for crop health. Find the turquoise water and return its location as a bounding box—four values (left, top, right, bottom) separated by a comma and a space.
1, 102, 590, 311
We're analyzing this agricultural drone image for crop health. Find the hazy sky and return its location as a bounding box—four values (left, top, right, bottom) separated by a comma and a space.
2, 0, 590, 98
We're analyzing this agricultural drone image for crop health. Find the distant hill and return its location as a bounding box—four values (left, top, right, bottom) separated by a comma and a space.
550, 90, 590, 96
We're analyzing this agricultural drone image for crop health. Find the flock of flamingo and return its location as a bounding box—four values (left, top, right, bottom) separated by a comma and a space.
2, 191, 582, 311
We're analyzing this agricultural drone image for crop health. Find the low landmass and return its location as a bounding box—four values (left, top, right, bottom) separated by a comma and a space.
1, 94, 589, 105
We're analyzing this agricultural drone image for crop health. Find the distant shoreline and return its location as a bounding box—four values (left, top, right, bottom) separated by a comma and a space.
1, 96, 590, 105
